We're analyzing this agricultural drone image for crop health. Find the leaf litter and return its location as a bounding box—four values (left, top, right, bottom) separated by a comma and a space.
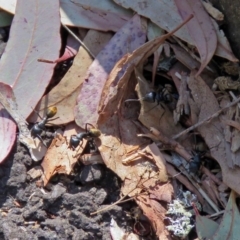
0, 0, 240, 239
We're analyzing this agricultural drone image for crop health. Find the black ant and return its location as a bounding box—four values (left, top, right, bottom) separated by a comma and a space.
188, 138, 210, 174
69, 123, 101, 150
125, 84, 178, 111
188, 152, 204, 174
31, 106, 57, 145
142, 84, 176, 105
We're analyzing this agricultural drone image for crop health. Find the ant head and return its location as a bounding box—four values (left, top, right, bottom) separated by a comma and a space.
46, 106, 57, 118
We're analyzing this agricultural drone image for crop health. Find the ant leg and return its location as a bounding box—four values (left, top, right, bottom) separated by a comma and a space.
72, 140, 84, 158
36, 135, 48, 148
31, 107, 44, 120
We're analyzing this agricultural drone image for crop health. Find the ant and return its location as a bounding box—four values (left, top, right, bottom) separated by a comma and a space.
31, 106, 57, 146
69, 123, 101, 150
188, 138, 210, 174
142, 84, 176, 105
125, 84, 178, 111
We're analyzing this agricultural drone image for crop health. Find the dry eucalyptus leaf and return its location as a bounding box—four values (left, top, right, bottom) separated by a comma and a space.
75, 14, 147, 128
41, 133, 87, 186
29, 30, 112, 125
188, 70, 240, 194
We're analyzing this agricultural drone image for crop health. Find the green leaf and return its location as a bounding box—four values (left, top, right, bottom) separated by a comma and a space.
196, 214, 219, 240
212, 191, 240, 240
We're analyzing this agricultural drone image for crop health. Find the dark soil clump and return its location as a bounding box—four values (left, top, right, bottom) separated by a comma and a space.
0, 141, 150, 240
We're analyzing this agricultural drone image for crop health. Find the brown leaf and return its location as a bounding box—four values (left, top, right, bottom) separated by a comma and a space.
75, 14, 147, 128
136, 195, 171, 239
188, 71, 240, 194
41, 133, 87, 186
135, 69, 186, 138
174, 0, 217, 76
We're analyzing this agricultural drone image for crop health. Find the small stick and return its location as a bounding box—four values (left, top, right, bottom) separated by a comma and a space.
62, 24, 95, 59
173, 96, 240, 140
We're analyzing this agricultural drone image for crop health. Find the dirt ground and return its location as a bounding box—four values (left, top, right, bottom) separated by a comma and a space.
0, 140, 155, 240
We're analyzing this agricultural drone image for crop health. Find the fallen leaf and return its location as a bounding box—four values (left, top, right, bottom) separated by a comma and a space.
202, 1, 224, 21
49, 34, 80, 63
41, 133, 87, 186
136, 195, 170, 239
196, 213, 219, 239
135, 68, 186, 138
0, 0, 61, 119
211, 19, 239, 62
0, 98, 16, 163
0, 82, 47, 163
174, 0, 217, 76
187, 71, 240, 194
212, 191, 240, 239
28, 30, 112, 125
147, 22, 164, 84
61, 0, 132, 31
75, 14, 147, 128
0, 0, 132, 31
114, 0, 194, 45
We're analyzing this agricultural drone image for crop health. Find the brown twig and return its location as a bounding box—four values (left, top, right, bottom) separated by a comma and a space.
173, 96, 240, 140
149, 127, 192, 161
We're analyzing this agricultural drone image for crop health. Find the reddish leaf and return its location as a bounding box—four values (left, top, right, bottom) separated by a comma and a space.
0, 0, 61, 119
174, 0, 217, 76
0, 83, 16, 163
56, 35, 79, 63
74, 14, 147, 128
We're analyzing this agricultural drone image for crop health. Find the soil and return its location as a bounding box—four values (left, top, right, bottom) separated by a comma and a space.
0, 140, 154, 240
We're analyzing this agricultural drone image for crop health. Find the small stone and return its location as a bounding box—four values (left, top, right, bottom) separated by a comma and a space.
79, 165, 103, 184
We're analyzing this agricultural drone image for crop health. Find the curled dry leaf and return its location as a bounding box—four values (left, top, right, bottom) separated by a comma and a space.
147, 21, 164, 84
136, 195, 171, 240
187, 71, 240, 194
96, 56, 173, 237
29, 30, 112, 125
174, 0, 217, 76
135, 68, 186, 138
211, 18, 238, 62
0, 82, 47, 163
174, 72, 190, 124
75, 14, 147, 128
41, 133, 87, 186
202, 1, 224, 21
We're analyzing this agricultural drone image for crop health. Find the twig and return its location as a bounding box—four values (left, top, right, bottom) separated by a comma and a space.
62, 24, 95, 58
173, 96, 240, 140
149, 127, 192, 161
